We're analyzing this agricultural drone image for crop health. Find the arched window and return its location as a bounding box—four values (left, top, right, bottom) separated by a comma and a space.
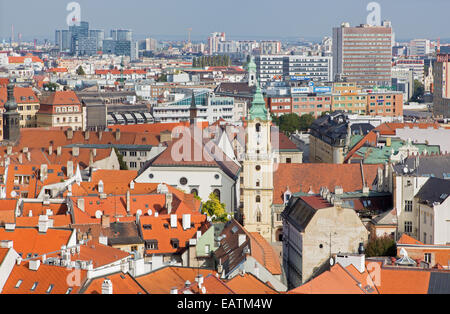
256, 212, 261, 223
256, 123, 261, 133
213, 189, 221, 201
191, 189, 198, 196
256, 195, 261, 203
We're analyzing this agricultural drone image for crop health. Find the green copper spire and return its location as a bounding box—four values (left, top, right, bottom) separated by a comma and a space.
248, 82, 270, 121
246, 56, 256, 73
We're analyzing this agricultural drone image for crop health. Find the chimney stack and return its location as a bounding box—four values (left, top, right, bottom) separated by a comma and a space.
72, 146, 79, 157
40, 164, 48, 182
98, 131, 102, 141
66, 128, 74, 140
101, 279, 113, 295
166, 193, 173, 214
6, 146, 12, 155
57, 146, 62, 156
18, 154, 23, 164
101, 215, 110, 229
115, 129, 121, 141
48, 145, 53, 155
126, 190, 131, 213
29, 260, 41, 271
84, 131, 90, 140
26, 152, 31, 162
67, 160, 74, 177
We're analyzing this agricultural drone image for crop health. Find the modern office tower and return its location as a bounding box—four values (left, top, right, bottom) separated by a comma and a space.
77, 37, 98, 56
69, 21, 89, 54
55, 30, 72, 52
110, 29, 132, 41
332, 22, 393, 88
433, 54, 450, 118
207, 32, 226, 55
89, 29, 105, 50
284, 56, 333, 82
409, 39, 431, 56
255, 55, 284, 83
102, 39, 116, 55
143, 38, 158, 51
393, 58, 425, 82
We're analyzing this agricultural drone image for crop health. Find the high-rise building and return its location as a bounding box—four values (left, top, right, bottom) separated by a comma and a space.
69, 21, 89, 54
89, 29, 105, 50
55, 29, 72, 52
207, 32, 225, 55
260, 41, 281, 55
255, 55, 284, 83
111, 29, 132, 41
332, 22, 392, 88
409, 39, 431, 56
433, 54, 450, 118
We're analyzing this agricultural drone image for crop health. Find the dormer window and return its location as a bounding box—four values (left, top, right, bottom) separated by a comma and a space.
171, 238, 179, 249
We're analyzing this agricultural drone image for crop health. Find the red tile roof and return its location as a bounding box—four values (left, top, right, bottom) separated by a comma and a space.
0, 86, 39, 107
2, 262, 86, 294
249, 232, 282, 275
81, 272, 147, 294
40, 90, 81, 106
225, 273, 279, 294
273, 163, 381, 205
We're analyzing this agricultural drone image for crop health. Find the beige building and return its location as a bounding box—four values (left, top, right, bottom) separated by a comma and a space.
282, 194, 369, 288
37, 91, 83, 130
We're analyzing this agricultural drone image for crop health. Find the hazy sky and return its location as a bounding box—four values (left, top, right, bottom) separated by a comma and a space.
0, 0, 449, 42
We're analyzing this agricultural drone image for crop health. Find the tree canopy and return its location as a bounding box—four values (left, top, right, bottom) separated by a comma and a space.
364, 235, 397, 257
272, 113, 315, 136
76, 65, 85, 76
201, 193, 228, 222
410, 79, 425, 103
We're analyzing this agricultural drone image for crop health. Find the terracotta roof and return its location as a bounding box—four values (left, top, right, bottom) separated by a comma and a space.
16, 214, 71, 228
249, 232, 282, 275
8, 55, 43, 64
139, 212, 208, 255
398, 234, 424, 245
376, 267, 431, 294
374, 122, 441, 136
0, 199, 17, 226
225, 273, 279, 294
72, 221, 143, 245
0, 227, 73, 258
81, 272, 147, 294
300, 195, 333, 210
273, 163, 381, 205
135, 266, 217, 294
40, 91, 81, 106
0, 87, 39, 107
2, 262, 86, 294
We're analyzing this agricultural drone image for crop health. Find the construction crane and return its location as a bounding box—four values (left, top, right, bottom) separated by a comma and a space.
187, 28, 192, 45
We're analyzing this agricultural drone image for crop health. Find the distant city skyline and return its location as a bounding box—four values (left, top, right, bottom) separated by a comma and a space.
1, 0, 449, 43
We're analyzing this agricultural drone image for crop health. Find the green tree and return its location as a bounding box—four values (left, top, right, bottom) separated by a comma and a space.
364, 235, 397, 257
201, 193, 228, 222
410, 79, 424, 103
156, 73, 167, 82
299, 113, 315, 131
277, 113, 301, 136
76, 65, 85, 76
114, 148, 128, 170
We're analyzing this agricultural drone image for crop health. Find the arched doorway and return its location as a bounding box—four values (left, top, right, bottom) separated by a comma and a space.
276, 228, 283, 242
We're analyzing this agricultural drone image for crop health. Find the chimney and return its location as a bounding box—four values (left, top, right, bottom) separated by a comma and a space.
72, 146, 79, 157
67, 160, 74, 177
77, 198, 85, 212
26, 152, 31, 162
101, 215, 110, 228
170, 214, 177, 228
334, 186, 343, 195
89, 150, 94, 166
66, 128, 74, 140
98, 131, 103, 141
182, 214, 191, 230
84, 131, 90, 140
98, 180, 104, 193
23, 147, 28, 153
92, 148, 97, 157
57, 146, 62, 156
166, 193, 173, 214
130, 180, 135, 190
195, 274, 204, 289
6, 146, 12, 155
126, 190, 131, 213
238, 234, 246, 247
101, 279, 113, 295
48, 145, 53, 155
115, 129, 121, 141
362, 186, 370, 194
40, 164, 48, 182
38, 215, 50, 233
0, 240, 13, 248
170, 288, 178, 294
29, 260, 41, 271
18, 154, 23, 164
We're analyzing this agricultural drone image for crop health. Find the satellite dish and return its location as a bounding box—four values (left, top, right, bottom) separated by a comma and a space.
136, 209, 142, 216
329, 257, 335, 266
95, 210, 102, 219
147, 209, 152, 216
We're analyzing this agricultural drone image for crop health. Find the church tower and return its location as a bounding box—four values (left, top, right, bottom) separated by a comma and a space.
246, 56, 257, 87
2, 79, 20, 143
242, 82, 273, 241
189, 89, 198, 125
